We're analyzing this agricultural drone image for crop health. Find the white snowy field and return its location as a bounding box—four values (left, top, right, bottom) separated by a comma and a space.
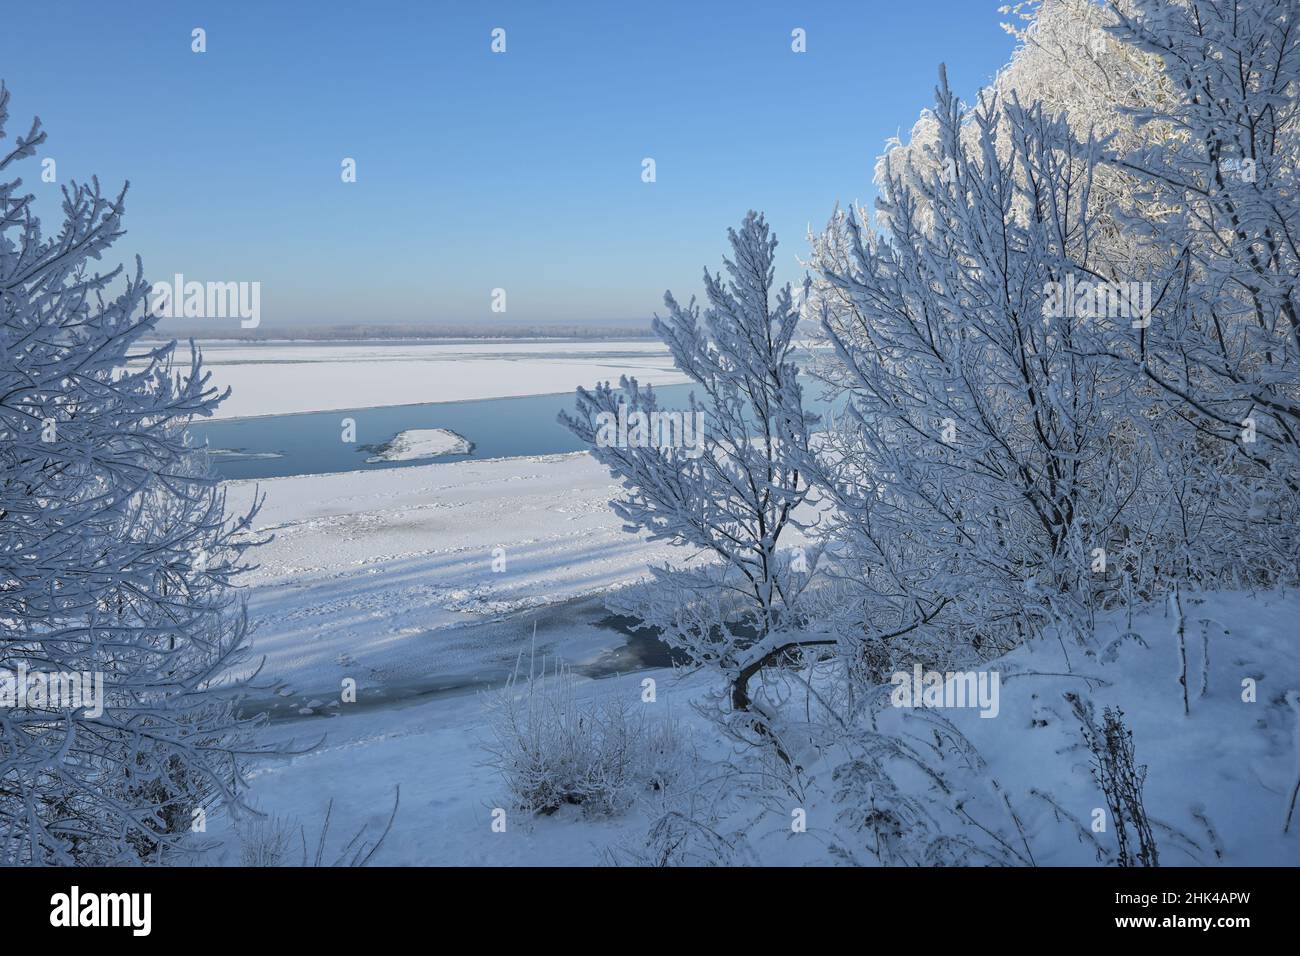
225, 451, 700, 706
184, 340, 690, 420
215, 587, 1300, 866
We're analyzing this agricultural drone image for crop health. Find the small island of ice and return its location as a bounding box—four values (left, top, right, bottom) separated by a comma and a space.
366, 428, 473, 463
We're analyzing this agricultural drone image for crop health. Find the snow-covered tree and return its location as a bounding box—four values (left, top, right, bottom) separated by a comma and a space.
869, 0, 1172, 249
1090, 0, 1300, 580
809, 66, 1161, 662
0, 85, 266, 864
560, 212, 821, 735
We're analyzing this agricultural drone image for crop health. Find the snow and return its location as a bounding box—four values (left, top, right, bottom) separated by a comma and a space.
225, 452, 694, 703
212, 588, 1300, 866
11, 0, 1296, 871
177, 341, 691, 420
223, 668, 700, 867
216, 449, 1300, 867
933, 589, 1300, 866
365, 428, 471, 462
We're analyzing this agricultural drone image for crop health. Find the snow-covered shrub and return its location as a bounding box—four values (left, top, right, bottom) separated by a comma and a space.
826, 710, 1044, 867
1067, 694, 1158, 866
484, 649, 689, 818
600, 743, 761, 867
235, 791, 399, 867
238, 813, 298, 867
610, 807, 752, 867
830, 753, 936, 866
234, 792, 401, 867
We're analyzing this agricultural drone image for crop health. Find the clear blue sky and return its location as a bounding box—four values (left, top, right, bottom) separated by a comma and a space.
0, 1, 1019, 329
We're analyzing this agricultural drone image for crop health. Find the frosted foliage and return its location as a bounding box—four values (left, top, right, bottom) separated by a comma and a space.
0, 86, 268, 864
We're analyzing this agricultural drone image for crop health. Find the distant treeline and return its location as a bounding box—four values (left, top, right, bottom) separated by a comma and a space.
143, 322, 656, 341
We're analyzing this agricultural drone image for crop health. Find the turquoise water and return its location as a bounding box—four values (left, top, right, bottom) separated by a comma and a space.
188, 379, 836, 480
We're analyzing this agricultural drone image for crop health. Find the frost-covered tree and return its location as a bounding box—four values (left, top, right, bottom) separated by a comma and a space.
1091, 0, 1300, 580
809, 67, 1160, 661
869, 0, 1172, 249
0, 85, 266, 864
805, 0, 1300, 657
561, 213, 821, 731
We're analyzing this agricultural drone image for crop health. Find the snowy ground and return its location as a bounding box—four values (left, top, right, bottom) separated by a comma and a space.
213, 587, 1300, 866
214, 667, 700, 867
206, 340, 1298, 867
225, 452, 695, 709
185, 341, 690, 420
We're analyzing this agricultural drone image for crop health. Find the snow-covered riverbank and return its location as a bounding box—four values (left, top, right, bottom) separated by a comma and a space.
226, 451, 691, 701
216, 587, 1300, 866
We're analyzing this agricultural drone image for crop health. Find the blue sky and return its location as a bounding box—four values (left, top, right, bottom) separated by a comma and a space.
0, 1, 1019, 329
